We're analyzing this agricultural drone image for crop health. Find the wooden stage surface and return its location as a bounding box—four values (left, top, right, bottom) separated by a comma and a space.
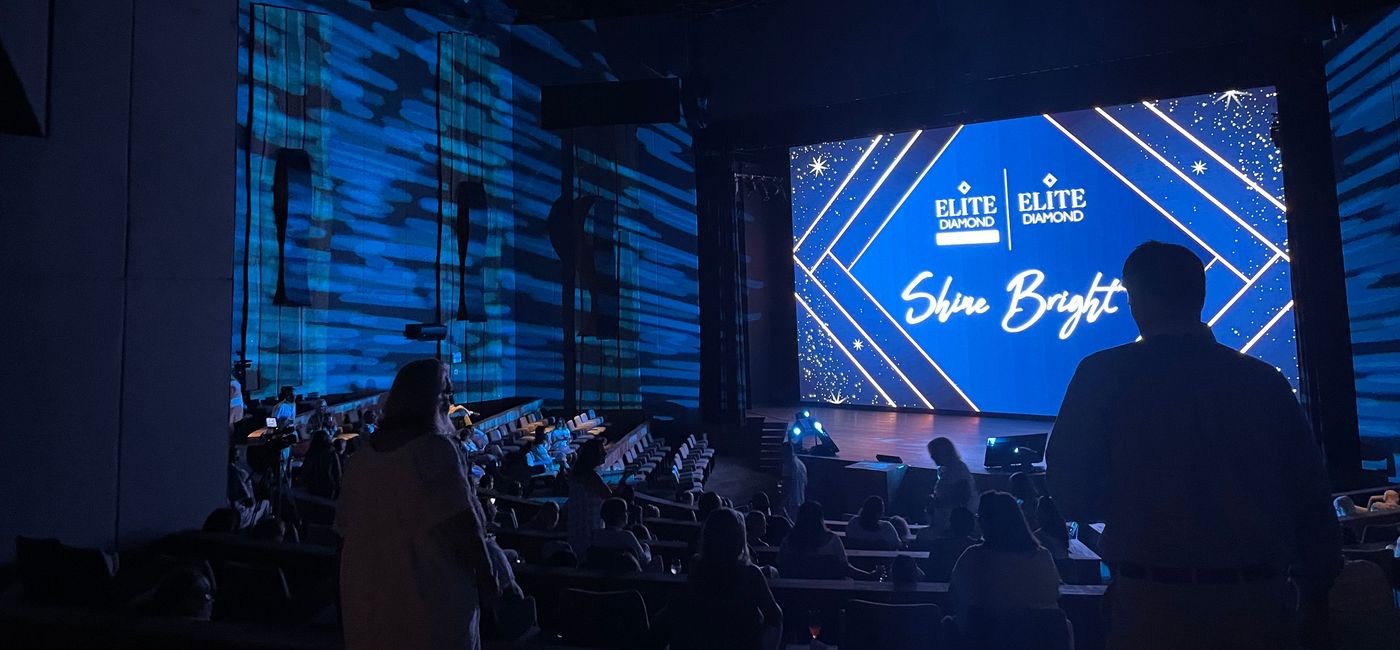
749, 405, 1052, 472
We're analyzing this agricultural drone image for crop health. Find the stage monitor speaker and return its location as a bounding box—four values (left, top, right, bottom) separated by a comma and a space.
983, 432, 1049, 469
541, 77, 681, 130
875, 454, 904, 465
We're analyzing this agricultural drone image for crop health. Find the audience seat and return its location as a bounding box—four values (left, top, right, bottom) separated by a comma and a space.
212, 561, 294, 624
1330, 559, 1400, 648
841, 599, 943, 650
947, 608, 1073, 650
552, 588, 652, 648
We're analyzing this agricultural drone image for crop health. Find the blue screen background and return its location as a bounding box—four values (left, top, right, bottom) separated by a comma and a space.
791, 87, 1298, 416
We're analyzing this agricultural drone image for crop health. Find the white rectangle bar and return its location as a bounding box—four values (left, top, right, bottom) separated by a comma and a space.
935, 229, 1001, 246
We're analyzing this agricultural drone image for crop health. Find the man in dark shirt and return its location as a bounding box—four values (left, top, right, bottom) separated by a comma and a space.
1046, 242, 1340, 649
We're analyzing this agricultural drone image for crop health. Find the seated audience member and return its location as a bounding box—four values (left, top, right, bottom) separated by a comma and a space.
748, 491, 773, 516
523, 436, 557, 474
764, 515, 792, 547
889, 515, 912, 542
250, 516, 294, 543
482, 495, 518, 530
644, 504, 662, 521
228, 450, 270, 530
524, 501, 561, 531
891, 553, 924, 586
1368, 490, 1400, 512
949, 492, 1061, 614
777, 501, 870, 579
149, 567, 215, 621
667, 508, 782, 650
590, 497, 652, 568
746, 511, 772, 549
202, 507, 242, 534
845, 495, 903, 550
359, 409, 378, 434
629, 523, 655, 543
1008, 471, 1040, 521
298, 429, 343, 499
1033, 496, 1071, 559
696, 491, 723, 522
921, 507, 979, 582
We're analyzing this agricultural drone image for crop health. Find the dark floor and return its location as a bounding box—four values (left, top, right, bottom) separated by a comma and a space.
704, 454, 780, 506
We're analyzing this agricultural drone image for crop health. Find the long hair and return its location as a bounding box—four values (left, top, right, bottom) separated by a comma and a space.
926, 436, 963, 468
691, 508, 749, 595
856, 495, 884, 531
787, 500, 830, 549
378, 359, 453, 435
571, 437, 605, 478
977, 491, 1040, 553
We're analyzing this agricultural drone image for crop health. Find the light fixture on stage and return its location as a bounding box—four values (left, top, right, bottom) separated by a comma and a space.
983, 433, 1049, 470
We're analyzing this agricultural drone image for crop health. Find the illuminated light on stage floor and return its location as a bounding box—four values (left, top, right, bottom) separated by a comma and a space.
750, 405, 1051, 473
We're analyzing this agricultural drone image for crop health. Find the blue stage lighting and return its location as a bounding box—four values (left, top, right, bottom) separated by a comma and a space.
814, 421, 823, 432
790, 426, 802, 440
801, 410, 811, 418
987, 437, 998, 445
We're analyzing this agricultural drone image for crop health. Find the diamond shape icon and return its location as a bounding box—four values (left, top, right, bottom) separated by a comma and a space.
957, 181, 971, 195
1042, 173, 1058, 188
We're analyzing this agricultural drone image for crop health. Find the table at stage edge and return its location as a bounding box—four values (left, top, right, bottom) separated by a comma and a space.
839, 461, 907, 516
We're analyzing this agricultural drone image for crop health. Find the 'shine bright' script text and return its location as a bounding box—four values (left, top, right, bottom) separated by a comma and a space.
900, 269, 1125, 339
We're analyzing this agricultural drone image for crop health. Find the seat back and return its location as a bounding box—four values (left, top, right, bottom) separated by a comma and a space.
554, 588, 650, 648
1331, 559, 1395, 613
212, 560, 293, 623
841, 599, 943, 650
961, 608, 1072, 650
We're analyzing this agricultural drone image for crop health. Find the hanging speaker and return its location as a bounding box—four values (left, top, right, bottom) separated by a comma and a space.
272, 148, 313, 306
455, 180, 489, 322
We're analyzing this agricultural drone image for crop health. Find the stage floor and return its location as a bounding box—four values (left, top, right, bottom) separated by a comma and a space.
749, 405, 1052, 472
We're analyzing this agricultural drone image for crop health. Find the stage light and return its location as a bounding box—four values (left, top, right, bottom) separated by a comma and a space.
987, 437, 998, 445
801, 410, 811, 418
814, 421, 823, 432
790, 426, 802, 439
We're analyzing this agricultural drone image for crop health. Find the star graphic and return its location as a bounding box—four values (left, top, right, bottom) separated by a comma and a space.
1191, 161, 1207, 175
1214, 89, 1251, 107
852, 339, 864, 350
808, 156, 829, 177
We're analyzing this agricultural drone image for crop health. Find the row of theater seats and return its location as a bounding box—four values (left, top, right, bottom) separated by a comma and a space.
617, 432, 714, 496
462, 408, 607, 467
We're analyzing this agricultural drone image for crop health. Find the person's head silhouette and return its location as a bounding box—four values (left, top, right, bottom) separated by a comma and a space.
1122, 241, 1206, 337
380, 358, 454, 435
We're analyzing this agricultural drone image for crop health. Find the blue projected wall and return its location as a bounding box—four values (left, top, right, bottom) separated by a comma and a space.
791, 87, 1298, 416
234, 1, 699, 417
1327, 7, 1400, 467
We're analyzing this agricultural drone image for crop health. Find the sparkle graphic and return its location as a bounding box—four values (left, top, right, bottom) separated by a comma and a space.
1214, 89, 1251, 107
1191, 160, 1207, 175
1042, 173, 1058, 188
808, 156, 829, 177
852, 339, 864, 350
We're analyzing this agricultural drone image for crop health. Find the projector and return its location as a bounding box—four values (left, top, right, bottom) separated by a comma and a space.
404, 322, 448, 341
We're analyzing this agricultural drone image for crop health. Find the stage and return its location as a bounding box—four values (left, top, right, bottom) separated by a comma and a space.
749, 405, 1052, 472
749, 405, 1054, 517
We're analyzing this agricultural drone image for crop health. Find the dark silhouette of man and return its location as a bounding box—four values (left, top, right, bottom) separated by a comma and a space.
1046, 241, 1340, 650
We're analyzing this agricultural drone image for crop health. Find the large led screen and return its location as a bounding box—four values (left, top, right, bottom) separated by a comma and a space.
791, 87, 1297, 416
